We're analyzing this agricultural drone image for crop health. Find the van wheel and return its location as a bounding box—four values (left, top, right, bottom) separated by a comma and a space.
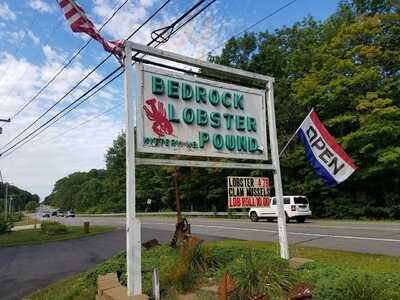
285, 213, 290, 223
296, 217, 306, 223
250, 212, 259, 222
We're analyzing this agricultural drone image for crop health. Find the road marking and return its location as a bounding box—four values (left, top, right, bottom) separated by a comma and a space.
142, 222, 400, 243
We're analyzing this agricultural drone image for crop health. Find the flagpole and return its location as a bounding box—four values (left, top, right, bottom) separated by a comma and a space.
279, 108, 314, 157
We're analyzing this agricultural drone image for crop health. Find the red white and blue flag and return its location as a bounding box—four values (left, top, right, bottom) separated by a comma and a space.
58, 0, 123, 56
297, 110, 358, 186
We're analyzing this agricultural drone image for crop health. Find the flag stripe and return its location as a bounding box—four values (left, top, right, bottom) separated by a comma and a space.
58, 0, 123, 56
68, 13, 82, 26
65, 7, 78, 19
59, 0, 70, 8
310, 111, 358, 169
298, 129, 337, 186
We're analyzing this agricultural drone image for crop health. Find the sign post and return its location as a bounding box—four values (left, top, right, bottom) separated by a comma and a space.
123, 41, 290, 295
124, 45, 141, 296
266, 80, 289, 259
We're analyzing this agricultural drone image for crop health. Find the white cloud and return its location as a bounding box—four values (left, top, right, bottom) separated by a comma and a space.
6, 30, 25, 44
92, 0, 230, 59
27, 30, 40, 45
29, 0, 55, 13
0, 47, 123, 199
0, 3, 16, 21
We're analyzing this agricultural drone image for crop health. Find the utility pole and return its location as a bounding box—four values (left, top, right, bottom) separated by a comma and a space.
9, 195, 13, 216
4, 183, 8, 219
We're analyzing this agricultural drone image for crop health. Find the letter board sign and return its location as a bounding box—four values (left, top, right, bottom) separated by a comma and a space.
227, 176, 271, 208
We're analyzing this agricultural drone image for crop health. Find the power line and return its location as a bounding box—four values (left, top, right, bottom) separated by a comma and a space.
0, 0, 166, 150
5, 0, 130, 122
42, 104, 121, 144
0, 66, 123, 158
1, 68, 123, 158
0, 54, 112, 151
206, 0, 298, 57
1, 0, 215, 158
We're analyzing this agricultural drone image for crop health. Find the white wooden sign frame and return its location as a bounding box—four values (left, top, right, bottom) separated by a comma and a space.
123, 41, 289, 296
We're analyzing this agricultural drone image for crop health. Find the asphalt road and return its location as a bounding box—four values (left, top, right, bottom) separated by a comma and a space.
0, 227, 221, 300
51, 215, 400, 256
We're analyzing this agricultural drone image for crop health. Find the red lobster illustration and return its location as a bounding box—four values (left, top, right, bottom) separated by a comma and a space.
143, 98, 174, 137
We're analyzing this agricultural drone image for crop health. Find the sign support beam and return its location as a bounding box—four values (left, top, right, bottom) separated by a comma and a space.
124, 45, 142, 296
266, 80, 289, 259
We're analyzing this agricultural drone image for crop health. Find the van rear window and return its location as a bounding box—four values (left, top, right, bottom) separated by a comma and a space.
294, 197, 308, 204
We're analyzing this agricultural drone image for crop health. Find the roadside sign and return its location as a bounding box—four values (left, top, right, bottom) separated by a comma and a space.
124, 41, 290, 296
136, 64, 268, 160
227, 176, 270, 208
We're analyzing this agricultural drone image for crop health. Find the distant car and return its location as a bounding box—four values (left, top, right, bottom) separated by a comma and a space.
66, 211, 75, 218
58, 211, 65, 217
51, 211, 58, 217
42, 211, 51, 218
248, 195, 312, 223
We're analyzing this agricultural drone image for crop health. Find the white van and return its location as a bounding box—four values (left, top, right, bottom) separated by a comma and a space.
248, 195, 311, 223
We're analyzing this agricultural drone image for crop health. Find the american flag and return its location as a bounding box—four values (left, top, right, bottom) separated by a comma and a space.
58, 0, 123, 56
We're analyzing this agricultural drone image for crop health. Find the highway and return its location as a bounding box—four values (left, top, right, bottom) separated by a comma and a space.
53, 215, 400, 256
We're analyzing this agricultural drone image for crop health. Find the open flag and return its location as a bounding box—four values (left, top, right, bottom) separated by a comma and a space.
58, 0, 123, 56
297, 110, 357, 186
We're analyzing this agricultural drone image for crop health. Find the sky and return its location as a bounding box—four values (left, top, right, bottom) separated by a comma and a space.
0, 0, 340, 199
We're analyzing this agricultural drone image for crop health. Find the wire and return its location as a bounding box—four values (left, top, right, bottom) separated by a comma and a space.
0, 0, 170, 150
0, 66, 123, 158
206, 0, 298, 56
1, 0, 215, 158
42, 104, 121, 144
0, 54, 112, 151
169, 0, 216, 37
5, 0, 130, 122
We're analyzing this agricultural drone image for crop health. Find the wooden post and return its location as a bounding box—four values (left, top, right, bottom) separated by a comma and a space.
173, 169, 182, 224
84, 221, 90, 233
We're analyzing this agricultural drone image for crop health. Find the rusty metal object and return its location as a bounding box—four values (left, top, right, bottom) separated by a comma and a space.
142, 239, 160, 250
170, 217, 191, 248
287, 283, 314, 299
218, 271, 236, 300
183, 235, 203, 247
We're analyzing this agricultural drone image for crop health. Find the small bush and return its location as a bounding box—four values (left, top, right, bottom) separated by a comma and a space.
0, 214, 13, 234
41, 221, 68, 235
227, 250, 297, 300
300, 263, 400, 300
166, 242, 216, 292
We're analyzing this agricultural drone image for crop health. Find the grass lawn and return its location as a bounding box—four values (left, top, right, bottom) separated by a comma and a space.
25, 240, 400, 300
13, 215, 41, 226
0, 226, 116, 247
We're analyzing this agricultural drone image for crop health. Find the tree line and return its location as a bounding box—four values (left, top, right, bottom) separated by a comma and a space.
44, 0, 400, 219
0, 182, 39, 214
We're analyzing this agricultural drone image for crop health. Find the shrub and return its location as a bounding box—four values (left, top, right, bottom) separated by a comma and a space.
0, 214, 13, 234
41, 221, 67, 235
227, 250, 296, 300
300, 263, 400, 300
166, 242, 216, 292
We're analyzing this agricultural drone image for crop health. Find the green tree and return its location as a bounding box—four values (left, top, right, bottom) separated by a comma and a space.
25, 201, 39, 213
